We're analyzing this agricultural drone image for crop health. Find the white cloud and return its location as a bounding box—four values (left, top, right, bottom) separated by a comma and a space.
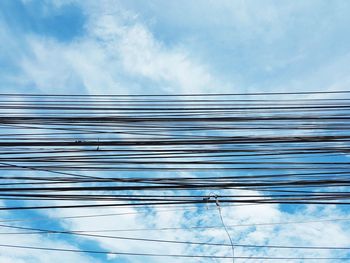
14, 0, 230, 96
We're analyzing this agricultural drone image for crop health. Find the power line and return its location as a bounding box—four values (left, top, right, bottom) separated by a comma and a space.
1, 223, 350, 251
0, 243, 349, 260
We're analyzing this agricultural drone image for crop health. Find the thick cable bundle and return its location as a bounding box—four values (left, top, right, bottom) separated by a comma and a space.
0, 91, 349, 208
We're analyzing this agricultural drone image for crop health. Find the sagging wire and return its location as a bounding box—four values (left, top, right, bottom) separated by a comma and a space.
205, 194, 235, 263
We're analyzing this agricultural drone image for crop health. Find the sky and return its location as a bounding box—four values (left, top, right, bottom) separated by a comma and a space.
1, 0, 350, 262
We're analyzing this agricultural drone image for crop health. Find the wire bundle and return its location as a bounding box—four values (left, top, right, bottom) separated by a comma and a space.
0, 91, 349, 208
0, 91, 349, 260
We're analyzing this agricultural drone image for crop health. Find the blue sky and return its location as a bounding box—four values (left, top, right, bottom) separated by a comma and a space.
1, 1, 350, 262
2, 0, 350, 96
